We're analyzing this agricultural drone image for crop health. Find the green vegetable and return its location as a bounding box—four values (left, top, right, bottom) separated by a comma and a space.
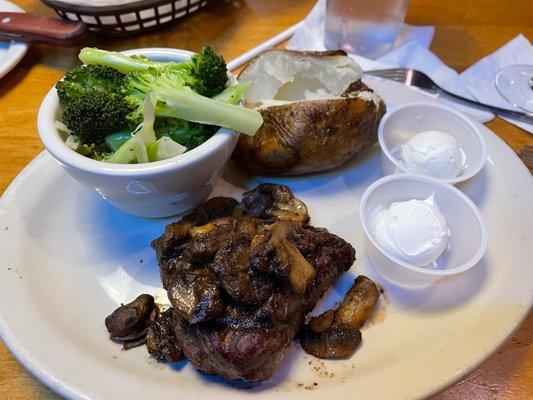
77, 141, 112, 160
61, 91, 135, 144
104, 119, 217, 153
104, 95, 186, 163
211, 82, 251, 105
103, 137, 136, 164
79, 45, 228, 98
154, 87, 262, 136
157, 119, 216, 150
55, 64, 126, 107
105, 130, 132, 152
57, 45, 262, 163
60, 47, 259, 138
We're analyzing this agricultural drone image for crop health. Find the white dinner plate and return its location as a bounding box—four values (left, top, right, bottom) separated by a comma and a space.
0, 0, 29, 79
0, 78, 532, 400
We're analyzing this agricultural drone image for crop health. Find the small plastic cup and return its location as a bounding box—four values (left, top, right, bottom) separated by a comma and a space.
378, 102, 487, 185
359, 174, 487, 288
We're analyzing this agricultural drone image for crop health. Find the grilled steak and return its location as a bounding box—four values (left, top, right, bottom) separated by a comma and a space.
151, 184, 355, 381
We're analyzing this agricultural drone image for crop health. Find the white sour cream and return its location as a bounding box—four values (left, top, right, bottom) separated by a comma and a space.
372, 193, 450, 267
400, 130, 465, 179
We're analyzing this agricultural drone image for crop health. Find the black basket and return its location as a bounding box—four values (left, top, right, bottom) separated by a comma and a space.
41, 0, 208, 37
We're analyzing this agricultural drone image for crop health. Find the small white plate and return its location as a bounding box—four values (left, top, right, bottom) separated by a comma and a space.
0, 78, 532, 400
0, 0, 28, 79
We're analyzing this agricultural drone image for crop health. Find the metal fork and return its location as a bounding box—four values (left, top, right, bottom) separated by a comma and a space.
365, 68, 533, 123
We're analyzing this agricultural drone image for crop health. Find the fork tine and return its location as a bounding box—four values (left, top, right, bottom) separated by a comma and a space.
365, 69, 407, 83
365, 69, 402, 77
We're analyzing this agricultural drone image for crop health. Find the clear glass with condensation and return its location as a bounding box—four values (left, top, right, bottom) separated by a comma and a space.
494, 65, 533, 113
325, 0, 410, 59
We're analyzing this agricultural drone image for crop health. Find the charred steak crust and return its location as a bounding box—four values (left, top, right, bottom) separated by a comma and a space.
151, 184, 355, 381
146, 308, 184, 362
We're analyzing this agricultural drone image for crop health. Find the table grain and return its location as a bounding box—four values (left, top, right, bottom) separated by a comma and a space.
0, 0, 531, 399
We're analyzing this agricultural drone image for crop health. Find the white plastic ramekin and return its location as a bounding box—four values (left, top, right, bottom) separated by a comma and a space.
378, 102, 487, 185
37, 48, 238, 218
359, 174, 487, 288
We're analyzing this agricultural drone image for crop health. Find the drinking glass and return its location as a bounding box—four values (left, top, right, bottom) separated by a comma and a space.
494, 65, 533, 113
324, 0, 411, 59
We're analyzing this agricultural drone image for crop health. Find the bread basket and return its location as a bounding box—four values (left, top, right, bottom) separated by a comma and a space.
41, 0, 208, 36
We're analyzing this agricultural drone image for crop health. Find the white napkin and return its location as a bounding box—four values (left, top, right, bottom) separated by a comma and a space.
460, 35, 533, 133
375, 42, 494, 122
286, 0, 533, 128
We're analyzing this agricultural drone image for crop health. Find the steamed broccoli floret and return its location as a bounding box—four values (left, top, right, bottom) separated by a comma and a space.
61, 91, 135, 143
79, 45, 228, 97
55, 64, 126, 107
188, 46, 228, 97
77, 141, 112, 160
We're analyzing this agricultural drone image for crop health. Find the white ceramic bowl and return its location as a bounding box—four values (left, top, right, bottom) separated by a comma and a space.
37, 48, 239, 218
360, 174, 487, 288
378, 102, 487, 185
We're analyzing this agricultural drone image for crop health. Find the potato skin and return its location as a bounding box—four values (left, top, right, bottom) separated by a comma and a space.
233, 92, 386, 176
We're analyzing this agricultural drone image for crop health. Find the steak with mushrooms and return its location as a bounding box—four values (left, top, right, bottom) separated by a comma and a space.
150, 184, 356, 381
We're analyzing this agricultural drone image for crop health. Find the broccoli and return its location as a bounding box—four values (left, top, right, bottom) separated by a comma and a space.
152, 86, 262, 136
155, 118, 218, 150
104, 119, 217, 152
61, 91, 135, 143
55, 46, 263, 163
79, 45, 228, 97
77, 141, 113, 161
56, 64, 126, 107
188, 45, 228, 98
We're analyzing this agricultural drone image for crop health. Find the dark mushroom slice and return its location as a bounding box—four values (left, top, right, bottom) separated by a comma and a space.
182, 197, 239, 226
105, 294, 156, 340
122, 335, 149, 350
299, 276, 379, 359
159, 260, 194, 291
241, 184, 309, 225
151, 221, 192, 262
250, 221, 316, 294
146, 308, 184, 362
335, 275, 380, 329
167, 267, 224, 324
184, 217, 235, 263
211, 235, 273, 304
300, 323, 362, 359
307, 310, 336, 333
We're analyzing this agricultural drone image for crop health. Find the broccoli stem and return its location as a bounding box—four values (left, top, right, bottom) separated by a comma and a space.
154, 87, 262, 136
105, 130, 132, 152
103, 137, 136, 164
211, 82, 251, 105
79, 48, 164, 74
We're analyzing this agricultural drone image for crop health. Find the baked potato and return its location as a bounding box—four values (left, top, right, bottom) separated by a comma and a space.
233, 49, 386, 175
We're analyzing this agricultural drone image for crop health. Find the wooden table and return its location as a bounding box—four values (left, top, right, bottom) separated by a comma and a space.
0, 0, 531, 398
